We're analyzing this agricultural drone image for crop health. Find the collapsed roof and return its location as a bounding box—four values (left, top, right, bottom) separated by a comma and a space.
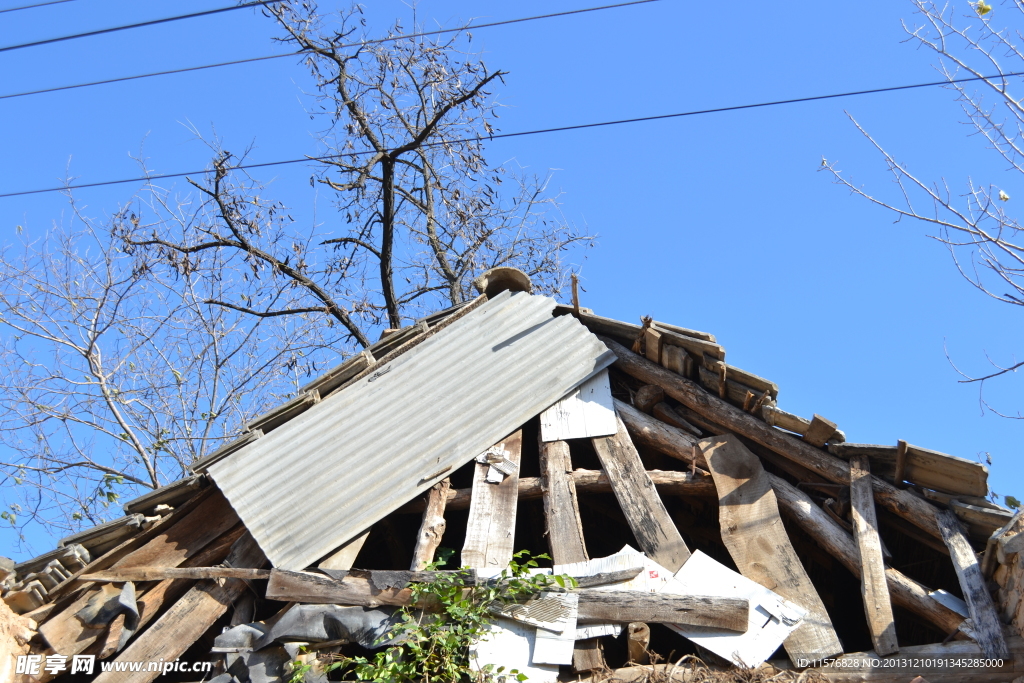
3, 270, 1024, 683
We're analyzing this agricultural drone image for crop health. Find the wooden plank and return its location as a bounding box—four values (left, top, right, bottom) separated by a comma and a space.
576, 591, 747, 630
539, 439, 588, 564
803, 414, 839, 448
661, 344, 686, 376
829, 443, 989, 498
633, 385, 664, 414
652, 325, 725, 360
850, 456, 898, 656
591, 414, 690, 572
935, 509, 1009, 659
701, 434, 843, 660
411, 480, 451, 570
894, 439, 909, 485
539, 370, 616, 441
396, 468, 716, 514
93, 531, 266, 683
615, 400, 704, 468
644, 327, 662, 364
461, 431, 523, 570
651, 402, 702, 437
266, 569, 415, 606
539, 437, 600, 672
600, 337, 944, 541
81, 566, 270, 582
651, 320, 716, 343
320, 529, 371, 571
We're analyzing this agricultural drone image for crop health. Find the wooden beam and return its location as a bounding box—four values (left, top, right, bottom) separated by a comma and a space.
591, 414, 690, 572
397, 468, 716, 514
410, 480, 451, 570
462, 431, 522, 570
644, 327, 662, 364
576, 591, 747, 631
701, 435, 843, 660
93, 531, 266, 683
539, 437, 600, 673
651, 402, 702, 437
850, 456, 898, 656
81, 566, 270, 582
894, 439, 909, 485
599, 337, 943, 541
936, 509, 1009, 659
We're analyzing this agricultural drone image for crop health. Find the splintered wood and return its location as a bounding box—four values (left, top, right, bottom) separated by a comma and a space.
462, 431, 523, 571
700, 434, 843, 660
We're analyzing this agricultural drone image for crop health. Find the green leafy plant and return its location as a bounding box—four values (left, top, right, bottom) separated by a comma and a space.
288, 550, 576, 683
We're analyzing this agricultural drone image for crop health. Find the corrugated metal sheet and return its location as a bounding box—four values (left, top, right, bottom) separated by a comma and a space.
208, 291, 615, 570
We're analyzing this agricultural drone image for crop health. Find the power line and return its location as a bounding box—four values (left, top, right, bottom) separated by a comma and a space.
4, 69, 1021, 200
0, 0, 658, 101
0, 1, 279, 54
0, 0, 75, 14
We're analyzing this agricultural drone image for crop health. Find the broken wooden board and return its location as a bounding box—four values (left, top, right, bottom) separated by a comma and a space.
320, 529, 371, 571
667, 550, 807, 668
802, 415, 839, 448
411, 481, 450, 571
829, 442, 988, 498
81, 567, 270, 582
540, 369, 616, 441
936, 509, 1009, 659
92, 531, 266, 683
850, 456, 898, 656
538, 439, 588, 565
700, 434, 843, 660
592, 414, 690, 572
462, 431, 523, 571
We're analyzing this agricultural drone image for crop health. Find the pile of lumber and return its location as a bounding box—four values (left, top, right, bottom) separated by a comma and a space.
3, 280, 1022, 683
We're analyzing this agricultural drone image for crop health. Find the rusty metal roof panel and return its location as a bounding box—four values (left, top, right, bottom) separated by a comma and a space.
207, 291, 615, 570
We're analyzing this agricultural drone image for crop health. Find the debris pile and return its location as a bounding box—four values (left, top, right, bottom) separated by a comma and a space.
2, 269, 1023, 683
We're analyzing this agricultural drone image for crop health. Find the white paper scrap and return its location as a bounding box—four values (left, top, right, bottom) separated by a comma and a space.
574, 623, 623, 640
555, 544, 672, 593
470, 617, 559, 683
665, 550, 806, 667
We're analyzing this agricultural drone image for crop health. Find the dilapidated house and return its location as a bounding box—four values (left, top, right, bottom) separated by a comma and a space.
4, 268, 1024, 683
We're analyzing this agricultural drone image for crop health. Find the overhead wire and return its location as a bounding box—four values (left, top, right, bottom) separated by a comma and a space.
0, 0, 659, 101
0, 0, 75, 14
0, 0, 280, 54
4, 68, 1023, 200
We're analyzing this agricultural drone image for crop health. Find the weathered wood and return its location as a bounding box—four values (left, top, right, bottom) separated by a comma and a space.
320, 529, 371, 571
411, 480, 451, 570
81, 566, 270, 582
539, 439, 588, 565
573, 640, 606, 673
634, 385, 665, 414
627, 622, 651, 664
652, 325, 725, 360
894, 439, 909, 485
949, 500, 1014, 537
397, 468, 716, 514
652, 402, 702, 437
697, 364, 765, 408
245, 389, 320, 434
701, 435, 843, 660
267, 569, 417, 607
573, 568, 644, 588
720, 363, 778, 400
829, 442, 989, 498
803, 414, 839, 448
576, 591, 747, 631
615, 399, 704, 467
93, 531, 266, 683
850, 456, 898, 656
761, 403, 812, 436
769, 476, 966, 635
540, 370, 616, 441
651, 321, 716, 343
591, 415, 690, 572
661, 344, 687, 376
600, 337, 943, 541
462, 431, 523, 570
645, 327, 663, 364
936, 509, 1009, 659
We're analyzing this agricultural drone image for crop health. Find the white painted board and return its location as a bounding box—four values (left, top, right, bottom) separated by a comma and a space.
470, 618, 559, 683
532, 593, 578, 666
540, 369, 617, 442
665, 551, 806, 667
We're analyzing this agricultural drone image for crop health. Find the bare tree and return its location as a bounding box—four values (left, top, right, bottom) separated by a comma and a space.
120, 2, 592, 342
0, 184, 334, 546
822, 0, 1024, 417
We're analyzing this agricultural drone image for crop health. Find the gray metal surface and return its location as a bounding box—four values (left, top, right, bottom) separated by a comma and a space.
208, 292, 615, 570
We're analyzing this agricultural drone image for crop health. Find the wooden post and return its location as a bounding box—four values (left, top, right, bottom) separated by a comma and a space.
701, 435, 843, 660
936, 509, 1009, 659
627, 622, 651, 664
461, 431, 523, 570
591, 414, 690, 572
644, 327, 662, 365
410, 480, 451, 570
850, 456, 898, 656
894, 439, 909, 486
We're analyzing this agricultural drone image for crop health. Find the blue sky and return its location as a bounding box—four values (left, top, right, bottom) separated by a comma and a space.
1, 0, 1022, 559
